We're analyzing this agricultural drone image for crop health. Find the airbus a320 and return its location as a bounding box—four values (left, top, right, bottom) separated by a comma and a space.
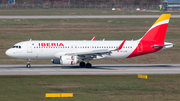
5, 14, 174, 68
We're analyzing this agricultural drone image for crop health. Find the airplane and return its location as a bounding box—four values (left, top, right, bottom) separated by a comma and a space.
5, 14, 174, 68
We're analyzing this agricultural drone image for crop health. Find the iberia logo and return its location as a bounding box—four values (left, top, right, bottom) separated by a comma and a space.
38, 43, 64, 47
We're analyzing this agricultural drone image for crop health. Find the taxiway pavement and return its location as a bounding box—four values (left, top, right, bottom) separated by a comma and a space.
0, 15, 180, 19
0, 64, 180, 75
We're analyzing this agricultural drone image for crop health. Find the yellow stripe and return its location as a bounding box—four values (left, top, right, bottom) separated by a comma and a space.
45, 93, 73, 98
45, 93, 61, 97
153, 14, 171, 26
138, 74, 148, 79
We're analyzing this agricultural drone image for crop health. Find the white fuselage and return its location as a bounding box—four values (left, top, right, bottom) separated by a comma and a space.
6, 40, 140, 60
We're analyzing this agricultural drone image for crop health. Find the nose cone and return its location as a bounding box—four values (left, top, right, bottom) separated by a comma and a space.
5, 49, 13, 57
5, 49, 10, 56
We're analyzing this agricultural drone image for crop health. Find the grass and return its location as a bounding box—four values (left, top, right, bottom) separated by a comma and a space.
0, 18, 180, 64
1, 8, 180, 15
0, 75, 180, 101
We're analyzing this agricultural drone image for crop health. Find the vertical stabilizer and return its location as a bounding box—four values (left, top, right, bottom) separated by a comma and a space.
128, 14, 171, 58
140, 14, 171, 44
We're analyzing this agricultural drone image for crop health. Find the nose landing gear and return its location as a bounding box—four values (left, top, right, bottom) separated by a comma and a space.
26, 59, 31, 68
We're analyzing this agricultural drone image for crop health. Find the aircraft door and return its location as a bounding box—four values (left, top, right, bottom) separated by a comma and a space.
137, 42, 143, 52
27, 42, 33, 53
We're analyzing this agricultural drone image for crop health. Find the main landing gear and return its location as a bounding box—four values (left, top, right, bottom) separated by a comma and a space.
26, 59, 31, 68
79, 62, 92, 68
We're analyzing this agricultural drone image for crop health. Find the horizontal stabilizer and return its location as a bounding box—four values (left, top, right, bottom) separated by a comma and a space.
152, 44, 173, 49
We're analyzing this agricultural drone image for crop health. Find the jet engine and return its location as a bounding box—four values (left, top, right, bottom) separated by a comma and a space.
52, 56, 78, 65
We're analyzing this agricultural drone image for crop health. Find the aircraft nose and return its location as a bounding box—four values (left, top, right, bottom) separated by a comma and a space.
5, 49, 10, 56
5, 49, 13, 57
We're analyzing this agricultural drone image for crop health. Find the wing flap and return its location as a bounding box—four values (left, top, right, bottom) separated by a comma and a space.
66, 49, 110, 56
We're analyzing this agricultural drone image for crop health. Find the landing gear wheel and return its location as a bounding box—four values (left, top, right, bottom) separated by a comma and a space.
26, 59, 31, 68
26, 64, 31, 68
80, 62, 85, 67
86, 63, 92, 68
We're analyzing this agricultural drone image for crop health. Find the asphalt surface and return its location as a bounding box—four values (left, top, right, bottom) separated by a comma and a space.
0, 64, 180, 75
0, 15, 180, 19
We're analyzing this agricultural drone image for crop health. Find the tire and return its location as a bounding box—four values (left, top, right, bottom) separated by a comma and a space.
26, 64, 31, 68
86, 63, 92, 68
80, 62, 85, 67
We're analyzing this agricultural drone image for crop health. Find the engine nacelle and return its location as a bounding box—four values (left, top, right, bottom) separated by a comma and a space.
51, 59, 60, 64
60, 56, 78, 65
52, 56, 78, 65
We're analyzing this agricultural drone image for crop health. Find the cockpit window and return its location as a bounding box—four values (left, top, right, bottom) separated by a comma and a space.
12, 46, 21, 49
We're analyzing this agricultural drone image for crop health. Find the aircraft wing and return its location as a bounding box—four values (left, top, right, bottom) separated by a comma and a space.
65, 39, 126, 60
66, 49, 112, 61
66, 49, 110, 56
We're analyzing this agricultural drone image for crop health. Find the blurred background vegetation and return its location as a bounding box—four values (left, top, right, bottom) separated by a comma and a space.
0, 0, 160, 5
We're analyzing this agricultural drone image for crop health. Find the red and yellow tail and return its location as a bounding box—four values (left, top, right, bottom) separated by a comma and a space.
140, 14, 171, 44
128, 14, 171, 58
